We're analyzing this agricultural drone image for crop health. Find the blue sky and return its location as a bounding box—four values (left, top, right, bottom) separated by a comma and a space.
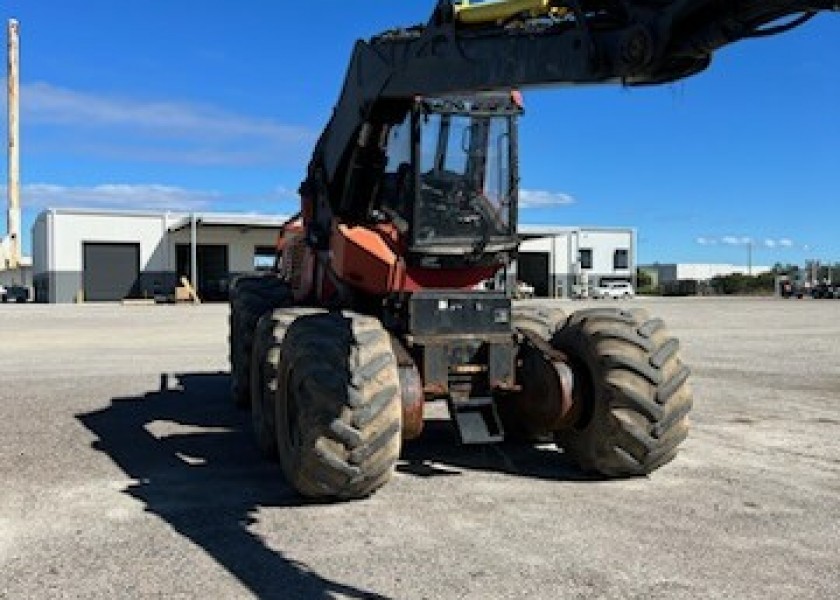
1, 1, 838, 265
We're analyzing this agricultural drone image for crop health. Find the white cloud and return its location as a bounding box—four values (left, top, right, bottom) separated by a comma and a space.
721, 236, 749, 246
22, 82, 314, 142
2, 80, 317, 166
14, 183, 219, 212
270, 186, 300, 201
519, 189, 575, 208
697, 235, 798, 249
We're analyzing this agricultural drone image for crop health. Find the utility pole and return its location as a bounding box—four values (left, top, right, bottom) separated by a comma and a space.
6, 19, 21, 270
747, 240, 753, 276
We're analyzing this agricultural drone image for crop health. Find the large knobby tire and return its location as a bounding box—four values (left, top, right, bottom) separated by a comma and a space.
553, 308, 692, 476
512, 305, 567, 340
498, 306, 568, 439
228, 275, 291, 408
275, 312, 403, 499
250, 307, 321, 458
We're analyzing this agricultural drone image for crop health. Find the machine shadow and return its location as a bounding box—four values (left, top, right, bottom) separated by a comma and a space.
399, 414, 605, 483
77, 372, 390, 600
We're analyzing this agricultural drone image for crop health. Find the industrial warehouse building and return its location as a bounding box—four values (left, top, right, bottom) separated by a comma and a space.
638, 262, 773, 295
640, 263, 772, 286
31, 208, 635, 303
513, 225, 636, 298
32, 209, 290, 303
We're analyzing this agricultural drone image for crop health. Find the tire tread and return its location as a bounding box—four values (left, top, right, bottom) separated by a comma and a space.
553, 308, 692, 476
275, 311, 402, 499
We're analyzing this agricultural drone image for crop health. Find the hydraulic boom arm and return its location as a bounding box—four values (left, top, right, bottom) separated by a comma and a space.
306, 0, 837, 220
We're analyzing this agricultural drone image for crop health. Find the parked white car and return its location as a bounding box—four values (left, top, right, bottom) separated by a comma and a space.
594, 281, 635, 299
571, 284, 591, 299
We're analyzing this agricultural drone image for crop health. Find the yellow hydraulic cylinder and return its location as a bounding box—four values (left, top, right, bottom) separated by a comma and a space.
454, 0, 565, 25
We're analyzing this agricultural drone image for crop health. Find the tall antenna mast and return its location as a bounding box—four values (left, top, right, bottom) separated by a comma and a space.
6, 18, 21, 270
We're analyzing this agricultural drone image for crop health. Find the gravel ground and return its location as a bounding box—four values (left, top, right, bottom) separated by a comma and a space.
0, 297, 838, 599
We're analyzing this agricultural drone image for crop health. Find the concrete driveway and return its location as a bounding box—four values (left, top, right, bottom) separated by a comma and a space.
1, 298, 838, 599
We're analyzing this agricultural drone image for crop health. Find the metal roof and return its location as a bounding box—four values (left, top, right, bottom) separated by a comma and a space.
35, 208, 632, 238
518, 224, 634, 238
167, 213, 293, 232
43, 207, 180, 219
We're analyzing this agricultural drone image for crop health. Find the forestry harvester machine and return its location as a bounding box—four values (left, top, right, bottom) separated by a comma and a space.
229, 0, 838, 499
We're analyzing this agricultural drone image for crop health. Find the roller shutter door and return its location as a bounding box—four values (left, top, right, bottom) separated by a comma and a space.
83, 242, 140, 302
517, 252, 550, 297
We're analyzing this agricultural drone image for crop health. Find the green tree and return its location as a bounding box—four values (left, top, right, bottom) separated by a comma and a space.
636, 268, 653, 289
711, 272, 775, 295
635, 268, 660, 295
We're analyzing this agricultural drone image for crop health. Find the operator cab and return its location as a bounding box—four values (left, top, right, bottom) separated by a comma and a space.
378, 92, 522, 268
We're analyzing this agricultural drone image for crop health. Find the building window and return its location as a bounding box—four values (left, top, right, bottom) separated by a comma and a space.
254, 246, 276, 272
579, 248, 593, 270
614, 249, 629, 270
